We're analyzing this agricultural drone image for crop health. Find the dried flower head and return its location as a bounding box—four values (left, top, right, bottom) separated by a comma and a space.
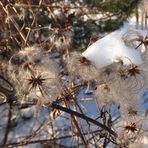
23, 70, 61, 106
27, 74, 46, 95
124, 122, 137, 133
116, 118, 145, 147
8, 46, 61, 106
79, 56, 91, 66
93, 58, 148, 107
67, 52, 100, 80
127, 65, 140, 77
122, 29, 148, 52
119, 64, 146, 94
119, 95, 143, 122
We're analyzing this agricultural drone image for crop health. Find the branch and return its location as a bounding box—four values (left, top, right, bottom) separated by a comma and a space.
2, 103, 13, 147
5, 129, 118, 147
51, 103, 118, 138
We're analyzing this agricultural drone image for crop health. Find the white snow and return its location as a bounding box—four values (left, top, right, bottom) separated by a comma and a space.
82, 29, 142, 68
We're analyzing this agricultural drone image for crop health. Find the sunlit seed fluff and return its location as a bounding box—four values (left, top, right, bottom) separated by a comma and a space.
94, 82, 120, 106
49, 28, 73, 50
18, 46, 45, 64
94, 63, 124, 102
11, 46, 60, 74
122, 28, 147, 52
129, 142, 145, 148
19, 46, 41, 57
9, 46, 42, 66
119, 97, 142, 122
67, 52, 101, 81
139, 49, 148, 89
16, 67, 60, 106
116, 120, 143, 147
93, 59, 148, 108
108, 62, 145, 92
119, 63, 148, 99
8, 46, 61, 106
19, 67, 61, 106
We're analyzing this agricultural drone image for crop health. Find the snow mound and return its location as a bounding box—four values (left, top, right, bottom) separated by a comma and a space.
82, 30, 142, 68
